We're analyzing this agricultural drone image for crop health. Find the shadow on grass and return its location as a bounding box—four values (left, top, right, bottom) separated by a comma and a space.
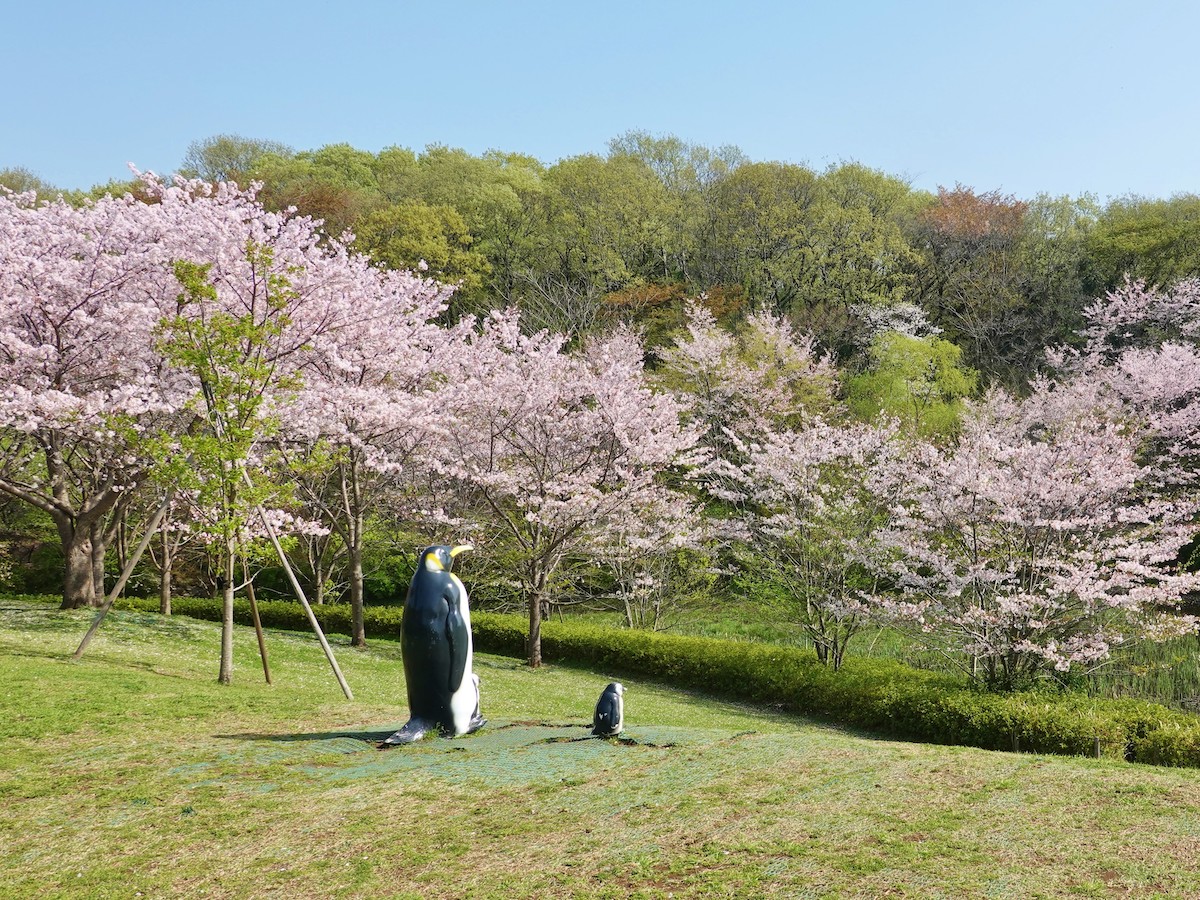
0, 605, 207, 647
218, 727, 399, 744
216, 720, 583, 745
0, 645, 196, 685
0, 645, 73, 662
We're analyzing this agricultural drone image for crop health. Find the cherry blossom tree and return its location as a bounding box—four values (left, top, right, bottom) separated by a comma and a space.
589, 489, 709, 631
0, 172, 452, 625
707, 419, 904, 669
655, 301, 838, 450
657, 303, 896, 665
156, 250, 327, 684
871, 382, 1199, 689
0, 182, 193, 607
1055, 277, 1200, 493
435, 314, 700, 666
1048, 277, 1200, 584
279, 268, 460, 645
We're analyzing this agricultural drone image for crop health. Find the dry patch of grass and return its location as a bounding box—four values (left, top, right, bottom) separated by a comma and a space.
3, 598, 1200, 898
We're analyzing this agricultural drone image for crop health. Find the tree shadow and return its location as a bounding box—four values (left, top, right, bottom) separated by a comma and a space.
2, 644, 194, 680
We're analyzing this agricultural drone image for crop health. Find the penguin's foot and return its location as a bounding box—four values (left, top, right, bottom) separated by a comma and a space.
380, 719, 431, 748
466, 713, 487, 735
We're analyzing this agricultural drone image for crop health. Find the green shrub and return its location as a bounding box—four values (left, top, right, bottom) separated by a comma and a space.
473, 612, 527, 657
1128, 722, 1200, 767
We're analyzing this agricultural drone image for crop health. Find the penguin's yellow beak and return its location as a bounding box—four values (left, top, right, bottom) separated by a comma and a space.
449, 544, 474, 558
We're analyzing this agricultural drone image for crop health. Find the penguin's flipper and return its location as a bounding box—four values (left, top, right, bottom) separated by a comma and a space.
445, 587, 469, 694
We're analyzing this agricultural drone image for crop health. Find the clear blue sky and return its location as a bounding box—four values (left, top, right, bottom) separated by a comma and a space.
4, 0, 1197, 200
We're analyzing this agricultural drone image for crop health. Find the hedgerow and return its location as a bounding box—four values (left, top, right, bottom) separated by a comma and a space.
513, 617, 1188, 763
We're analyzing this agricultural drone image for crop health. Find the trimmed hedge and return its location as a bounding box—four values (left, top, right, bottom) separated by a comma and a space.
37, 594, 1200, 769
516, 618, 1195, 764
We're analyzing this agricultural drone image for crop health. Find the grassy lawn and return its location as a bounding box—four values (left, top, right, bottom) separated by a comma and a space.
3, 598, 1200, 898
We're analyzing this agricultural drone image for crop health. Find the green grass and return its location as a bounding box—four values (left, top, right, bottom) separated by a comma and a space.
5, 598, 1200, 898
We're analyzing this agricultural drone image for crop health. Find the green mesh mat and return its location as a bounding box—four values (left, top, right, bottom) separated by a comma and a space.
200, 722, 762, 802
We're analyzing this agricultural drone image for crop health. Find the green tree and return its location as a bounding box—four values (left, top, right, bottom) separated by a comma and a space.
608, 130, 747, 285
697, 162, 920, 357
372, 145, 419, 199
507, 153, 674, 335
156, 250, 300, 684
353, 200, 490, 296
799, 164, 922, 356
698, 160, 822, 309
251, 147, 382, 240
1088, 194, 1200, 291
846, 332, 978, 438
373, 145, 549, 312
180, 134, 294, 183
303, 143, 380, 190
609, 130, 746, 195
471, 151, 550, 308
0, 166, 58, 195
1015, 193, 1100, 355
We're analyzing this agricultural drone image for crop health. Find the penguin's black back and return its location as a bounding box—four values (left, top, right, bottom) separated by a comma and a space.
400, 551, 465, 726
592, 682, 623, 736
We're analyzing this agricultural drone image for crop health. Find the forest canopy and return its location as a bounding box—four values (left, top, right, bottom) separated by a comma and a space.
9, 130, 1200, 386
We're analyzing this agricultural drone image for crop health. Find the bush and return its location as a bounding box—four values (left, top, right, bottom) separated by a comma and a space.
72, 594, 1200, 768
1129, 723, 1200, 766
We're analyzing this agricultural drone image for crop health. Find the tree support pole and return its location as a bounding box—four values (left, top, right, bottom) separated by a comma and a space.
242, 469, 353, 700
74, 494, 173, 660
241, 548, 271, 684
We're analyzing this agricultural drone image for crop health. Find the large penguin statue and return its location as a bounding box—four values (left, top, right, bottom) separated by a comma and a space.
592, 682, 625, 737
383, 544, 485, 746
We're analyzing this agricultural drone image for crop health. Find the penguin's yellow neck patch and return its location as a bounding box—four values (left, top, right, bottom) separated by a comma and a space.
424, 553, 445, 572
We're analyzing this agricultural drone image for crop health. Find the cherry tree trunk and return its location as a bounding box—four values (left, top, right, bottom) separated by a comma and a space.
159, 528, 173, 616
342, 464, 366, 647
90, 521, 108, 600
527, 591, 544, 668
218, 541, 235, 684
349, 540, 366, 648
60, 530, 99, 610
53, 503, 121, 609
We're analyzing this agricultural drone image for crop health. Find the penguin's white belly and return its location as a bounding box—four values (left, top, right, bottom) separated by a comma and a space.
448, 574, 478, 735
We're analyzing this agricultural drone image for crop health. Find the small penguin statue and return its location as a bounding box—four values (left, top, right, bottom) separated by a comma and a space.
592, 682, 625, 737
383, 544, 485, 746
